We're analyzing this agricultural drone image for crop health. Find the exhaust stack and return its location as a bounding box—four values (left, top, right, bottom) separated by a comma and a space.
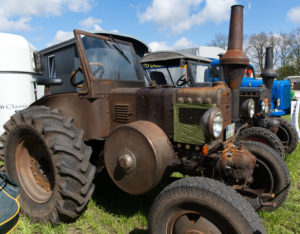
220, 5, 249, 122
261, 47, 277, 101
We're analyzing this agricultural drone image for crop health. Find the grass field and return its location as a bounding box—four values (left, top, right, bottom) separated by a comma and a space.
8, 118, 300, 233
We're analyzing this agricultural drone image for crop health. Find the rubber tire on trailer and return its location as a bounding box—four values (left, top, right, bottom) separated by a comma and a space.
238, 126, 285, 158
148, 177, 266, 234
240, 141, 290, 212
0, 106, 96, 224
274, 117, 298, 154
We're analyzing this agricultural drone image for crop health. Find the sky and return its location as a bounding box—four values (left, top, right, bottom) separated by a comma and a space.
1, 0, 300, 51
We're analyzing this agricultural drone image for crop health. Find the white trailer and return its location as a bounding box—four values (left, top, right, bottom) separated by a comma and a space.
0, 33, 43, 134
178, 46, 226, 60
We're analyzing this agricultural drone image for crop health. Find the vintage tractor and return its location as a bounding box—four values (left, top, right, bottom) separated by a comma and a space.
0, 5, 285, 233
211, 48, 298, 155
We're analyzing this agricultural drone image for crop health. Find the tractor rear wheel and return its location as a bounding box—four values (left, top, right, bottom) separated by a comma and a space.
0, 106, 95, 224
238, 126, 285, 158
148, 177, 266, 234
239, 141, 290, 211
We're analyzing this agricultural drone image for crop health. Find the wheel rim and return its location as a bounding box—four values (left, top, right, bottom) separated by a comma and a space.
15, 136, 54, 203
277, 126, 289, 146
248, 158, 274, 197
168, 210, 222, 234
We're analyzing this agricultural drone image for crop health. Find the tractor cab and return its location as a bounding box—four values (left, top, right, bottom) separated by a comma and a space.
141, 51, 212, 87
37, 30, 149, 97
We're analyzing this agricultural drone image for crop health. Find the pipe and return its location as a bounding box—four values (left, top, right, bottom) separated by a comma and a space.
261, 47, 277, 101
220, 5, 249, 122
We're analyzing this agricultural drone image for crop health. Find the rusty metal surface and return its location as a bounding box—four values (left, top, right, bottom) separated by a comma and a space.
15, 136, 53, 203
136, 87, 177, 138
221, 142, 256, 184
175, 82, 232, 139
110, 88, 139, 130
104, 121, 175, 195
169, 211, 222, 234
34, 93, 111, 139
220, 5, 249, 122
220, 5, 249, 66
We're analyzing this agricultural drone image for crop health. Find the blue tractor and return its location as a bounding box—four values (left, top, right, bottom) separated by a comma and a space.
210, 48, 298, 154
211, 60, 291, 117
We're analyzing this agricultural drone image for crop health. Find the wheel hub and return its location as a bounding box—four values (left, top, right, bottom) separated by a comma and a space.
118, 150, 136, 174
171, 211, 221, 234
15, 136, 53, 203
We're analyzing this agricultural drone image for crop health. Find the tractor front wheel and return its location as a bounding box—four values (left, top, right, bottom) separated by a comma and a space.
240, 141, 290, 211
275, 117, 298, 154
148, 177, 266, 234
238, 126, 285, 158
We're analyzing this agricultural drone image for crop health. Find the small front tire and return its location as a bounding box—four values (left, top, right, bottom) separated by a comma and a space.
240, 141, 290, 211
148, 177, 266, 234
238, 126, 285, 158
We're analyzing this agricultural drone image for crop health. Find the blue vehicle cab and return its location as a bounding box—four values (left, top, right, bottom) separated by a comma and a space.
211, 59, 291, 117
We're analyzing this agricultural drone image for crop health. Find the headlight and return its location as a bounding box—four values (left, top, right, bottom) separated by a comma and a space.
241, 98, 255, 118
263, 98, 269, 115
201, 108, 223, 139
213, 111, 223, 138
277, 98, 280, 107
260, 100, 266, 112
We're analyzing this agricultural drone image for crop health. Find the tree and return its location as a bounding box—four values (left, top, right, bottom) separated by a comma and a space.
276, 64, 298, 80
245, 32, 269, 72
208, 33, 227, 49
277, 32, 293, 67
290, 28, 300, 70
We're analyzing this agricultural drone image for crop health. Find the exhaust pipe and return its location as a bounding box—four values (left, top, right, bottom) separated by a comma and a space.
261, 47, 277, 101
220, 5, 249, 122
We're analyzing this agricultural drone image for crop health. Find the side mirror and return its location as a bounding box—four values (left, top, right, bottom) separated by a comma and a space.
33, 52, 43, 73
36, 77, 63, 86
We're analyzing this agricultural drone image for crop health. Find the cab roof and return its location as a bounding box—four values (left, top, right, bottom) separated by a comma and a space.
140, 51, 212, 66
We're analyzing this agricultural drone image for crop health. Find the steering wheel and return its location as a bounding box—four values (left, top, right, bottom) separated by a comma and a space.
70, 62, 105, 88
70, 66, 83, 88
176, 74, 189, 86
89, 62, 104, 79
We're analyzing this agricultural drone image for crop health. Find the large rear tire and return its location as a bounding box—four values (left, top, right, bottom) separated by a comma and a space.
148, 177, 266, 234
275, 117, 298, 154
240, 141, 290, 211
0, 106, 96, 224
238, 126, 285, 158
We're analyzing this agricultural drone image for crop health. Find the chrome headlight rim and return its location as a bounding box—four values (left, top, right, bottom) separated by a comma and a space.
212, 110, 223, 138
241, 98, 255, 119
248, 99, 255, 118
201, 107, 224, 139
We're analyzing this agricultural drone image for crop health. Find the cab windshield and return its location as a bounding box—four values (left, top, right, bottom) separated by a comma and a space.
81, 35, 141, 81
143, 63, 211, 86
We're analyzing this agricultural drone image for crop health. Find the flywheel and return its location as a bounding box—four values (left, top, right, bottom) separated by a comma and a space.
104, 121, 175, 195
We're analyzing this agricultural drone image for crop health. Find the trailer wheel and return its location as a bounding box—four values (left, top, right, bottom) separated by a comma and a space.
148, 177, 266, 234
238, 126, 285, 158
275, 117, 298, 154
240, 141, 290, 212
0, 106, 95, 224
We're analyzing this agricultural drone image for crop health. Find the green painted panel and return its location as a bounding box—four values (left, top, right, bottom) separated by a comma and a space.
173, 103, 215, 145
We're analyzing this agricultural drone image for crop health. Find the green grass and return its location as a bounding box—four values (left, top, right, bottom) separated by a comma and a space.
6, 117, 300, 233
